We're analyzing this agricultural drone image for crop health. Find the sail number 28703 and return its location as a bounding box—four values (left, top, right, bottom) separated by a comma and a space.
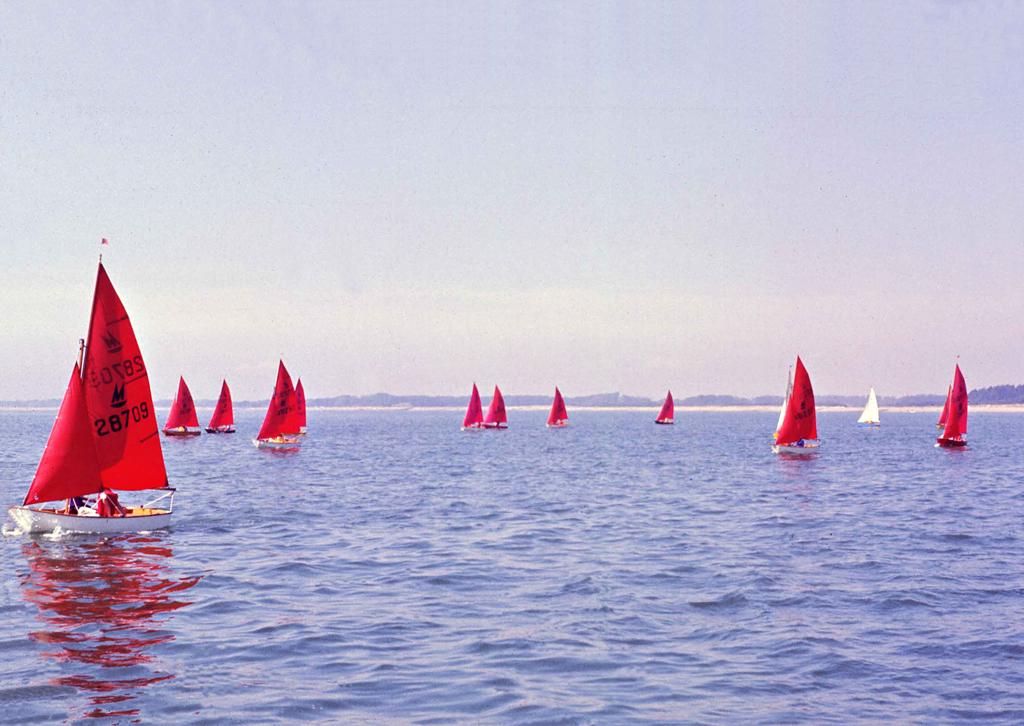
94, 402, 150, 436
88, 356, 146, 388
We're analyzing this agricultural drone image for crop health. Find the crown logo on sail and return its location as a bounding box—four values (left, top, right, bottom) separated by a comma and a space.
102, 329, 122, 353
111, 383, 127, 408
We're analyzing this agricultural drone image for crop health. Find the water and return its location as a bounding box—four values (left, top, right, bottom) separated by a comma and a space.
3, 409, 1024, 724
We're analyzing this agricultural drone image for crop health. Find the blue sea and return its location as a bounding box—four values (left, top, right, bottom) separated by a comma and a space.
2, 408, 1024, 724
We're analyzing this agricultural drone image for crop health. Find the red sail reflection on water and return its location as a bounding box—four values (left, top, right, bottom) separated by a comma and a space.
20, 536, 201, 720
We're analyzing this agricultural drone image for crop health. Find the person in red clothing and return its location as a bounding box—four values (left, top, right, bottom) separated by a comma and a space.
96, 488, 127, 517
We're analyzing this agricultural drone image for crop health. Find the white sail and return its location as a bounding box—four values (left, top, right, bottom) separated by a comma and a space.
858, 387, 880, 424
775, 367, 792, 434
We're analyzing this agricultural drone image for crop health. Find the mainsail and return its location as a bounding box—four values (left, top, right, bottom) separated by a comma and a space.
207, 380, 233, 429
164, 377, 200, 431
940, 365, 968, 443
656, 391, 674, 423
858, 387, 880, 425
257, 361, 298, 440
483, 385, 507, 427
81, 263, 167, 491
462, 383, 484, 428
547, 387, 568, 426
295, 379, 307, 430
775, 356, 817, 446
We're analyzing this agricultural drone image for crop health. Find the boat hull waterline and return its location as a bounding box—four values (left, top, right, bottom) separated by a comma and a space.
773, 443, 820, 455
205, 427, 235, 434
936, 438, 967, 448
8, 506, 172, 534
163, 429, 201, 437
252, 438, 302, 450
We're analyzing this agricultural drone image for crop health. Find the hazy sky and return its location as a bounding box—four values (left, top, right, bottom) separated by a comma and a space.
2, 1, 1023, 401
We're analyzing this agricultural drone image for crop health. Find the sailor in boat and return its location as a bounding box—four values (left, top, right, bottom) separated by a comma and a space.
63, 496, 87, 515
96, 488, 127, 517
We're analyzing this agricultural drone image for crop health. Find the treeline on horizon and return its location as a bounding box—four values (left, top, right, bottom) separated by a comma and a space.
13, 388, 1024, 409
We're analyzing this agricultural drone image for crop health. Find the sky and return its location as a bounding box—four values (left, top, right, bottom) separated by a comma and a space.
2, 1, 1023, 402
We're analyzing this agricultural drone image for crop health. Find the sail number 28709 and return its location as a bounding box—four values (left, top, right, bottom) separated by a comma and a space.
94, 402, 150, 436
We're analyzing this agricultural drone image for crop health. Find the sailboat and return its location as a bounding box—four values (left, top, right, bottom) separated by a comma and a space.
547, 387, 568, 428
483, 385, 507, 429
937, 384, 951, 429
7, 262, 175, 533
655, 390, 674, 424
772, 356, 819, 455
294, 379, 307, 435
857, 387, 880, 427
461, 383, 484, 430
937, 364, 968, 448
205, 379, 234, 433
162, 377, 201, 437
253, 361, 302, 449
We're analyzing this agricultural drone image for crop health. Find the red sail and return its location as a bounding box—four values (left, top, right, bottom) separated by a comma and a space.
24, 364, 104, 505
281, 375, 304, 435
483, 385, 507, 425
81, 263, 167, 491
547, 387, 568, 425
295, 379, 307, 428
257, 361, 298, 440
463, 383, 484, 428
656, 391, 674, 422
775, 356, 817, 445
163, 376, 200, 430
942, 364, 968, 441
207, 379, 233, 429
938, 384, 951, 427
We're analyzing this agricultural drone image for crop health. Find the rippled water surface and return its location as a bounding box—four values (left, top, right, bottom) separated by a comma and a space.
3, 409, 1024, 724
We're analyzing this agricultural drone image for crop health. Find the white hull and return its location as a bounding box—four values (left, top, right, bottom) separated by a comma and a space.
547, 422, 568, 428
252, 437, 302, 449
773, 442, 820, 455
8, 505, 172, 534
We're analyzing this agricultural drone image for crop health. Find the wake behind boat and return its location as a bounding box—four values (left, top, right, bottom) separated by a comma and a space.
7, 260, 174, 534
772, 356, 819, 455
205, 379, 235, 433
253, 361, 302, 450
163, 376, 201, 437
857, 387, 880, 427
